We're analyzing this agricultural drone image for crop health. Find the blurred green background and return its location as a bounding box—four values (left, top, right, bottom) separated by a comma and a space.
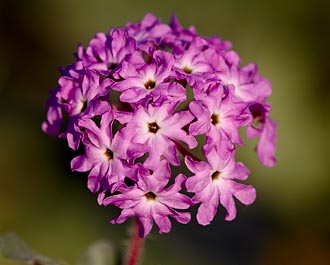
0, 0, 329, 264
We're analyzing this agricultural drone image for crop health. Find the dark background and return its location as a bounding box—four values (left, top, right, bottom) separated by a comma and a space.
0, 0, 329, 264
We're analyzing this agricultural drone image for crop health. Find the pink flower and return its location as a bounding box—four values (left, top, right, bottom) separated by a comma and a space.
43, 13, 277, 237
76, 28, 136, 75
173, 37, 213, 86
126, 13, 172, 51
216, 51, 271, 102
185, 148, 256, 225
247, 103, 278, 167
103, 161, 192, 237
113, 50, 185, 105
189, 81, 251, 156
71, 104, 142, 193
122, 101, 197, 170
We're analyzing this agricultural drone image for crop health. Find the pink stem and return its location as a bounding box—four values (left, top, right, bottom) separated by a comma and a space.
126, 220, 144, 265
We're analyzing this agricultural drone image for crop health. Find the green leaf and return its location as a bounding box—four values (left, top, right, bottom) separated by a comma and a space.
76, 240, 120, 265
0, 232, 35, 262
0, 232, 69, 265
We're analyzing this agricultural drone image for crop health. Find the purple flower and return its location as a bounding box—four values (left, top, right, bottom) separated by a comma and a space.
71, 104, 142, 193
173, 37, 214, 86
43, 13, 277, 237
42, 89, 63, 137
167, 14, 197, 46
76, 28, 137, 75
122, 101, 197, 170
216, 51, 271, 102
126, 13, 172, 51
55, 69, 112, 149
185, 148, 256, 225
189, 81, 251, 156
246, 103, 277, 167
57, 69, 109, 116
113, 50, 185, 105
103, 161, 192, 237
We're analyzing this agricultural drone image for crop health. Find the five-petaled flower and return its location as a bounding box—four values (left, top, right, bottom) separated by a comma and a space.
185, 148, 256, 225
103, 161, 192, 237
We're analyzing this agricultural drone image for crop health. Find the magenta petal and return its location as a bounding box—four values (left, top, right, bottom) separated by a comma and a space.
148, 24, 172, 39
189, 119, 210, 136
117, 61, 139, 79
257, 118, 277, 167
120, 87, 147, 103
185, 156, 208, 172
162, 143, 180, 166
112, 208, 135, 224
154, 215, 172, 234
171, 211, 191, 224
138, 216, 154, 237
166, 82, 186, 103
152, 159, 171, 181
219, 192, 237, 221
42, 93, 63, 137
196, 191, 219, 226
186, 175, 210, 194
71, 155, 91, 172
246, 125, 261, 138
234, 162, 250, 181
231, 182, 256, 205
87, 175, 101, 193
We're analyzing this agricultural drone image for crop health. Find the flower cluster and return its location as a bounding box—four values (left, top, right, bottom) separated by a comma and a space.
42, 13, 277, 237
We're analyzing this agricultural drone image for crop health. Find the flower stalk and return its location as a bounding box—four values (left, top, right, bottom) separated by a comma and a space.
126, 220, 144, 265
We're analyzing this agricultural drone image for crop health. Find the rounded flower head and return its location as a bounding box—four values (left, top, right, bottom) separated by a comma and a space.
43, 13, 277, 237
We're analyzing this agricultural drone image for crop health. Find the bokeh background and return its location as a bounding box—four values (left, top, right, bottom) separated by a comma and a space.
0, 0, 329, 264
